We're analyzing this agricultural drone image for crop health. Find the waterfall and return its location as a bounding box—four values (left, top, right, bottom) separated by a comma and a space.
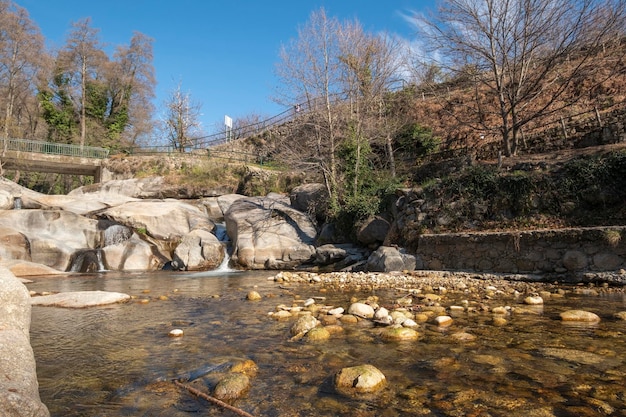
13, 196, 22, 210
214, 223, 236, 272
69, 249, 107, 273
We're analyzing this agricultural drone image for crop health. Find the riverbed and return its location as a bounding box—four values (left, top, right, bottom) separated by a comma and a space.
28, 270, 626, 416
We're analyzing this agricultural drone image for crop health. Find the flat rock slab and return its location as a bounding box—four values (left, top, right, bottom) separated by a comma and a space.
31, 291, 131, 308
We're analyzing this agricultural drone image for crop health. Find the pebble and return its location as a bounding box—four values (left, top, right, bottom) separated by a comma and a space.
434, 315, 453, 327
168, 329, 184, 337
524, 295, 544, 305
246, 291, 262, 301
328, 307, 344, 315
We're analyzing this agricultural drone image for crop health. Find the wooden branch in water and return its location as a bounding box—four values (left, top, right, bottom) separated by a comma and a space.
173, 380, 257, 417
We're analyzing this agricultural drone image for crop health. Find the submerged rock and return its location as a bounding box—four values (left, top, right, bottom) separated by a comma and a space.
334, 364, 386, 396
30, 291, 131, 308
213, 373, 250, 400
559, 310, 601, 323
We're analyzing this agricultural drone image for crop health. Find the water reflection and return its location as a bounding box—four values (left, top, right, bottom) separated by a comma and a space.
28, 271, 626, 416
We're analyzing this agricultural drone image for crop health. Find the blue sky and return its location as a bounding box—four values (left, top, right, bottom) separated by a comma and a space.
15, 1, 433, 135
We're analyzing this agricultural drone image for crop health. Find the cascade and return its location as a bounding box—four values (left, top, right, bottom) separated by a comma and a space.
69, 249, 107, 273
13, 196, 22, 210
214, 223, 236, 272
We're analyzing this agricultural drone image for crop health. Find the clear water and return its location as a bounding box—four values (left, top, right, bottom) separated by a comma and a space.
28, 271, 626, 416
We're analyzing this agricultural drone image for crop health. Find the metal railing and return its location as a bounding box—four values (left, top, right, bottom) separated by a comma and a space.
0, 138, 109, 159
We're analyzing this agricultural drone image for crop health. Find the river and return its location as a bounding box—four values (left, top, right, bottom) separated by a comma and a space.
28, 270, 626, 416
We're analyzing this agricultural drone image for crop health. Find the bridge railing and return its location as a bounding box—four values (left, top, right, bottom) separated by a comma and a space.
0, 138, 109, 159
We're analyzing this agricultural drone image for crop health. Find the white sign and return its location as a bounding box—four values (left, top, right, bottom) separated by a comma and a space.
224, 115, 233, 129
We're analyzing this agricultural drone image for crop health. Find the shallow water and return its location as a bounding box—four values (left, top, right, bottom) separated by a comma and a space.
28, 271, 626, 416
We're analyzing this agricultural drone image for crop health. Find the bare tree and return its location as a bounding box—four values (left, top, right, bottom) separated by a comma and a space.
415, 0, 626, 156
57, 17, 107, 147
109, 32, 156, 148
275, 8, 343, 206
161, 82, 203, 152
0, 1, 46, 140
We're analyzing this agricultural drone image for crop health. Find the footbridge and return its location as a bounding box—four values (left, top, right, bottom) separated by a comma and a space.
0, 138, 109, 182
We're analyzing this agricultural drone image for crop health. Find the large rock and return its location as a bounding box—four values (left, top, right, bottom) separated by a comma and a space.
366, 246, 418, 272
0, 267, 50, 417
225, 197, 316, 269
173, 229, 225, 271
0, 210, 100, 271
334, 364, 386, 396
102, 233, 166, 271
100, 200, 214, 241
69, 177, 167, 199
357, 216, 390, 246
30, 291, 131, 308
314, 244, 370, 270
216, 194, 246, 217
289, 183, 329, 222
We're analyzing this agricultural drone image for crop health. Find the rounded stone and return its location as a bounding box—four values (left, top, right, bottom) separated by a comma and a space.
450, 332, 476, 342
290, 315, 320, 336
348, 302, 375, 319
434, 315, 453, 327
492, 317, 508, 326
213, 373, 250, 400
524, 296, 544, 305
380, 326, 419, 342
613, 311, 626, 320
168, 329, 184, 337
246, 291, 262, 301
271, 310, 292, 319
306, 326, 331, 342
560, 310, 601, 323
334, 364, 386, 395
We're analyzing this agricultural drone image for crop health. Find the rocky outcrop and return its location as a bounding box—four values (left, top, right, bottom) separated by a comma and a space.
225, 197, 317, 269
0, 267, 50, 417
0, 210, 101, 270
0, 179, 231, 274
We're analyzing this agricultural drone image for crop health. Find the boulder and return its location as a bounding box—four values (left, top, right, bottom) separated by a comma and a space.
0, 210, 100, 271
213, 373, 250, 400
102, 233, 165, 271
100, 200, 214, 241
0, 189, 14, 209
173, 229, 225, 271
69, 176, 167, 199
357, 216, 390, 246
0, 267, 50, 417
225, 197, 316, 269
216, 194, 246, 217
200, 197, 225, 222
334, 364, 386, 396
314, 244, 370, 269
366, 246, 418, 272
289, 183, 329, 222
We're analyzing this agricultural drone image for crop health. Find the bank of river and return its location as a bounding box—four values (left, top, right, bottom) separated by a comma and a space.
28, 269, 626, 416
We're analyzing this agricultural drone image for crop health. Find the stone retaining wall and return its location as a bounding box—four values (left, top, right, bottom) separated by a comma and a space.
416, 226, 626, 276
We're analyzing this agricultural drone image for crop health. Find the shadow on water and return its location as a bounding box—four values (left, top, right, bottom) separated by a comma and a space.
27, 271, 626, 416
